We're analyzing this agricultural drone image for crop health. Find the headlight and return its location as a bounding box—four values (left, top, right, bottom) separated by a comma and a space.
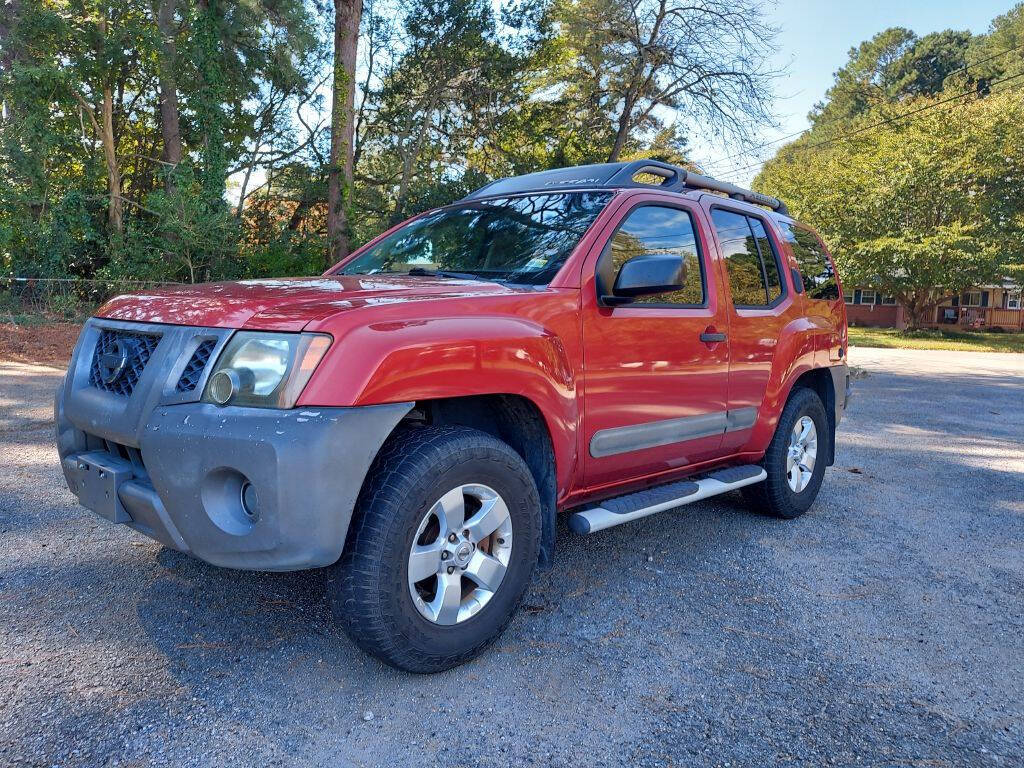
203, 331, 331, 409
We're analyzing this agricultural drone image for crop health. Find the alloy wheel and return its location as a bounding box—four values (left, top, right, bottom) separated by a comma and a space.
786, 415, 818, 493
407, 484, 514, 625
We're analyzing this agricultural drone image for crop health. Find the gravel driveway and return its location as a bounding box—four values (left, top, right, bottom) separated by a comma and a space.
2, 347, 1022, 767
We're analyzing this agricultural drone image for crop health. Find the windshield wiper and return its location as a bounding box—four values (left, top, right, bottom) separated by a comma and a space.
406, 267, 497, 282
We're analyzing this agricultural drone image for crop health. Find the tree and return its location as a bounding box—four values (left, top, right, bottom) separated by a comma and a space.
544, 0, 779, 161
351, 0, 526, 233
809, 27, 975, 126
968, 3, 1024, 87
756, 91, 1022, 328
886, 30, 972, 98
153, 0, 183, 184
327, 0, 363, 267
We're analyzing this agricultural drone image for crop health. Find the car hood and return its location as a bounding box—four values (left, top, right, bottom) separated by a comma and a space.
95, 275, 518, 331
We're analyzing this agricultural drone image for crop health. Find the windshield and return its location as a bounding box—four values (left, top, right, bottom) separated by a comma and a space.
337, 191, 612, 285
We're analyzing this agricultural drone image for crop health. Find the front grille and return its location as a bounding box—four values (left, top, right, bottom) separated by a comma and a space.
88, 329, 160, 396
176, 339, 216, 392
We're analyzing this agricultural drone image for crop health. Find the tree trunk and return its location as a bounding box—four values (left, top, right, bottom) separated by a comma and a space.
607, 99, 633, 162
326, 0, 362, 270
101, 85, 123, 233
391, 90, 439, 226
609, 78, 642, 162
902, 289, 937, 330
155, 0, 183, 187
0, 0, 21, 123
195, 0, 227, 207
235, 123, 265, 218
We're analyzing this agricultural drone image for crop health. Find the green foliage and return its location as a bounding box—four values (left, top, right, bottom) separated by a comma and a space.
109, 164, 241, 284
7, 0, 1021, 315
1, 0, 324, 290
809, 26, 974, 125
753, 22, 1024, 325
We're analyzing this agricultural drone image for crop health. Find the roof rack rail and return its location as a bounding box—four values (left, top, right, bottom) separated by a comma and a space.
464, 159, 788, 215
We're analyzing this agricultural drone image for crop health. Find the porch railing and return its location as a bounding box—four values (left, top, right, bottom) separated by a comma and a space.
934, 305, 1024, 331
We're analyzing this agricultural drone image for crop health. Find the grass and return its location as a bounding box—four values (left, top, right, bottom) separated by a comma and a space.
848, 326, 1024, 353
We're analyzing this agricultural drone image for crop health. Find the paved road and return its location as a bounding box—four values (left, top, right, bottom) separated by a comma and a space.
1, 348, 1022, 767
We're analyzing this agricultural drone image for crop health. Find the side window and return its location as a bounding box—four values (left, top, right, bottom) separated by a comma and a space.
747, 217, 783, 303
599, 205, 705, 306
778, 221, 839, 301
711, 208, 779, 308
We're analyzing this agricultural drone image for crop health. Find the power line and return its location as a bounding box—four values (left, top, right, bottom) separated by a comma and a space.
703, 70, 1024, 180
698, 41, 1024, 175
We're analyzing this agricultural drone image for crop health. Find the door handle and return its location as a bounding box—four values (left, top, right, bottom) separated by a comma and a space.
700, 331, 727, 343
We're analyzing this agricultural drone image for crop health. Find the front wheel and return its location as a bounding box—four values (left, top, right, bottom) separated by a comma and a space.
328, 426, 541, 673
742, 387, 830, 519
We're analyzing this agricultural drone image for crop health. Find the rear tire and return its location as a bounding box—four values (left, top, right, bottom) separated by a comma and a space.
328, 425, 541, 673
742, 387, 829, 519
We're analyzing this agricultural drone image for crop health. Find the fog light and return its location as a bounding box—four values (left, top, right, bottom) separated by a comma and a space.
208, 368, 258, 406
208, 369, 239, 405
240, 481, 259, 521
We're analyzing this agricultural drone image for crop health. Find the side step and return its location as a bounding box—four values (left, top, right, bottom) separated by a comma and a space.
568, 465, 767, 535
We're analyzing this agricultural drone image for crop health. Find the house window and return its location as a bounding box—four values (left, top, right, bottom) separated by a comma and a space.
1006, 291, 1021, 310
963, 291, 982, 307
843, 290, 854, 304
881, 295, 897, 306
859, 289, 876, 305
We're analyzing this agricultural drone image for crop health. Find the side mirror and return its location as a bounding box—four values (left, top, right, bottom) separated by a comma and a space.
603, 255, 683, 305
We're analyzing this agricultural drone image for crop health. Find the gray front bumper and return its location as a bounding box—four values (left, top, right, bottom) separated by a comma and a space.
56, 318, 412, 571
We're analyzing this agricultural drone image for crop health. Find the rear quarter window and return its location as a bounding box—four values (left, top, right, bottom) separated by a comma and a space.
778, 221, 839, 301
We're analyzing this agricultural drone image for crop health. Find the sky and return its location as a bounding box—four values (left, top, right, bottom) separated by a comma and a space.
694, 0, 1018, 185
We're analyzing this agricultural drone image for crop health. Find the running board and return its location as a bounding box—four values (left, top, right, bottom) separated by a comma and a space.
568, 465, 767, 534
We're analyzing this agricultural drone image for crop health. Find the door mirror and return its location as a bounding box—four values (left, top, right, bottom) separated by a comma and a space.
607, 255, 684, 303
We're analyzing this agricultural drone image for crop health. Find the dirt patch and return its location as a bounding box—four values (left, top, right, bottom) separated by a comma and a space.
0, 323, 80, 367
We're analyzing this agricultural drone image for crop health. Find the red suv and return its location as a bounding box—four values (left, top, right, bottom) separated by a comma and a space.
56, 161, 850, 672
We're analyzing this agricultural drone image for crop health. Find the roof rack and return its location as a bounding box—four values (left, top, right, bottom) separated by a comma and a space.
464, 159, 789, 215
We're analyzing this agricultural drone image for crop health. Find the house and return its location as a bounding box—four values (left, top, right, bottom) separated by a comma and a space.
844, 280, 1023, 331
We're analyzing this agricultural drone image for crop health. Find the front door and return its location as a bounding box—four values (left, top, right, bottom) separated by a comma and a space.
581, 197, 731, 488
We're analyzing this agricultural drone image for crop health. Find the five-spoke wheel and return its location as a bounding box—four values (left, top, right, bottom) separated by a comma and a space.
786, 415, 818, 493
408, 484, 514, 625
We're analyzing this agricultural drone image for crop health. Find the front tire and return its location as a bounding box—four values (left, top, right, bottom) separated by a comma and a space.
328, 425, 541, 673
742, 387, 830, 519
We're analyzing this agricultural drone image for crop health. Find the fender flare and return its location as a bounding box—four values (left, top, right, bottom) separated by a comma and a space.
301, 314, 581, 504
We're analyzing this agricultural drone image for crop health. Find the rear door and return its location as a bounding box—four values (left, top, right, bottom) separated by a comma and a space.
580, 196, 731, 488
704, 204, 802, 453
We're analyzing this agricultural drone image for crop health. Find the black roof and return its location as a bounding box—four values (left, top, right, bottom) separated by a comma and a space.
465, 159, 788, 215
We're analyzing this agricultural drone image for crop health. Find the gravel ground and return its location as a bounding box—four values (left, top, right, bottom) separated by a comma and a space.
1, 347, 1022, 767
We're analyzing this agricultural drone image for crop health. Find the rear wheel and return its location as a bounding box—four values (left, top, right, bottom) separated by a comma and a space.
742, 387, 829, 519
328, 425, 541, 673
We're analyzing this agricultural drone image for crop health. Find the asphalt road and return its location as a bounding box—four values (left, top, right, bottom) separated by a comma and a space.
1, 347, 1022, 767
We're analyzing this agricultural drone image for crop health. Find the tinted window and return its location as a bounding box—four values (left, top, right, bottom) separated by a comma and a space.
340, 192, 611, 285
599, 205, 705, 305
711, 209, 768, 306
778, 221, 838, 300
748, 217, 783, 303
